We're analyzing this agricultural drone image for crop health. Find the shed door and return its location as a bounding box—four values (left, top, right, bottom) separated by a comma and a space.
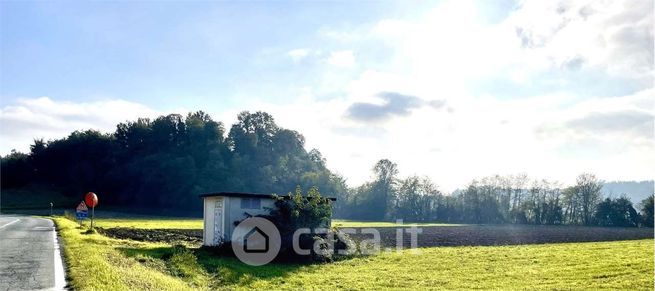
213, 198, 224, 245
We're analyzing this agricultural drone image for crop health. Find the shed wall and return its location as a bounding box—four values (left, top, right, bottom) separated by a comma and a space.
224, 197, 275, 240
203, 196, 276, 246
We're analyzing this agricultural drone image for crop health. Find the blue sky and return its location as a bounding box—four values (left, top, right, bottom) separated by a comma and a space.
2, 2, 424, 107
1, 0, 653, 190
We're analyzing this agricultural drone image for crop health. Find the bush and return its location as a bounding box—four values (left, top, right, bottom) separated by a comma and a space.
251, 186, 354, 263
268, 186, 333, 232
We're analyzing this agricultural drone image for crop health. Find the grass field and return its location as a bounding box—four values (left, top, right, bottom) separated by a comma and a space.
54, 217, 654, 290
92, 217, 203, 229
90, 218, 461, 230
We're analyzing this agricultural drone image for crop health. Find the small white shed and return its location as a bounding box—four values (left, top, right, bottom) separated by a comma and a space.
201, 192, 275, 246
200, 192, 336, 246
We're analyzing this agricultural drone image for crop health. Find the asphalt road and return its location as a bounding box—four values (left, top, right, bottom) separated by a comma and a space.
0, 216, 66, 290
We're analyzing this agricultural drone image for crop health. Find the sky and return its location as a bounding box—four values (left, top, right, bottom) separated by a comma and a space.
1, 0, 653, 191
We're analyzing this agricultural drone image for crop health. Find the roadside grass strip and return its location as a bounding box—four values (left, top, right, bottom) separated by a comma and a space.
54, 217, 654, 290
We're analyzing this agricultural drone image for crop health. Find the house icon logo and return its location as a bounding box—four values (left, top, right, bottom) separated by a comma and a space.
244, 226, 269, 253
231, 217, 281, 266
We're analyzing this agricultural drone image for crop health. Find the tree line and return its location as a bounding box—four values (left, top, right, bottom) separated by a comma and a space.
338, 159, 653, 227
1, 110, 653, 226
1, 111, 347, 211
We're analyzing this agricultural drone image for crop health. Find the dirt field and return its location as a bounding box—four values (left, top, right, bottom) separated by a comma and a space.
348, 225, 654, 248
98, 227, 202, 244
99, 224, 653, 248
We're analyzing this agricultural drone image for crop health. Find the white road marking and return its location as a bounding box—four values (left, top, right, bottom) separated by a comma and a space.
52, 225, 66, 291
0, 219, 19, 229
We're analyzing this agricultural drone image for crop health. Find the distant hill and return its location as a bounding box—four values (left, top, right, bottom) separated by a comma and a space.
602, 181, 654, 204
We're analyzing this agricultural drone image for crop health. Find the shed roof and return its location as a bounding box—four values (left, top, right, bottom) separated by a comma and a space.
200, 192, 337, 201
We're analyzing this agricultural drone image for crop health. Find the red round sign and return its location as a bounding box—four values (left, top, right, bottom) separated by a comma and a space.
84, 192, 98, 208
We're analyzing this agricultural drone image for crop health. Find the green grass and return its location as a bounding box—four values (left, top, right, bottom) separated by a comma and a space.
53, 216, 654, 290
53, 217, 193, 290
92, 217, 203, 229
92, 218, 461, 230
332, 219, 463, 228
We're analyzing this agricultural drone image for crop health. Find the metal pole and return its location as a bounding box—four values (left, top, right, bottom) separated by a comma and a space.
91, 206, 95, 230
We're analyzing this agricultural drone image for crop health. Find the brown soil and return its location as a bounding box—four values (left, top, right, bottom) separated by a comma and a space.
347, 225, 654, 248
98, 225, 653, 248
97, 227, 203, 244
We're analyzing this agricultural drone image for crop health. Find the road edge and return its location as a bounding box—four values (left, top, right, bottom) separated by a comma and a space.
49, 217, 68, 290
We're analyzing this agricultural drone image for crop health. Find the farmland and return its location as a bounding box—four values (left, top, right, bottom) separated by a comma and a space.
96, 222, 653, 248
54, 217, 654, 290
93, 217, 203, 230
91, 217, 459, 230
332, 219, 464, 228
349, 224, 653, 248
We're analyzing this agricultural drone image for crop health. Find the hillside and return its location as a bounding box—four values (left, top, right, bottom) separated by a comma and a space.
602, 181, 654, 204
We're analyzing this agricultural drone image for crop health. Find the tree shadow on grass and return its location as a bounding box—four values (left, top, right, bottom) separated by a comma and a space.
117, 245, 310, 287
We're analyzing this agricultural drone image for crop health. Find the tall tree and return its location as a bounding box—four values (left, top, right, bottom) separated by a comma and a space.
640, 195, 654, 227
575, 173, 603, 225
372, 159, 398, 220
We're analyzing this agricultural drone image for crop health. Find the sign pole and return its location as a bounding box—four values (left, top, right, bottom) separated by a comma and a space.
91, 206, 95, 230
83, 192, 98, 231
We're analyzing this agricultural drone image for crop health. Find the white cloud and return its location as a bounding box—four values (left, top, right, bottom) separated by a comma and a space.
231, 84, 652, 192
327, 50, 355, 67
4, 0, 651, 193
287, 48, 310, 62
288, 0, 653, 190
363, 0, 653, 88
535, 88, 654, 151
0, 97, 164, 153
506, 0, 653, 79
226, 0, 653, 191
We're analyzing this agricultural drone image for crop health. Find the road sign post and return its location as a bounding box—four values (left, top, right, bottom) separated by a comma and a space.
75, 201, 88, 226
84, 192, 98, 230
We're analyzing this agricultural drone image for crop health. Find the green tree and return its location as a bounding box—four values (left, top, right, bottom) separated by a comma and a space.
575, 173, 603, 225
372, 159, 398, 220
640, 195, 654, 227
2, 110, 348, 214
594, 196, 639, 227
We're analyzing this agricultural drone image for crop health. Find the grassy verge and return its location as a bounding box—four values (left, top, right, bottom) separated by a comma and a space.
54, 216, 653, 290
54, 217, 194, 290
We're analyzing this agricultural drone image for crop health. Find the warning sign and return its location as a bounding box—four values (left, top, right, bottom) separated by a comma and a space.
76, 201, 88, 219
